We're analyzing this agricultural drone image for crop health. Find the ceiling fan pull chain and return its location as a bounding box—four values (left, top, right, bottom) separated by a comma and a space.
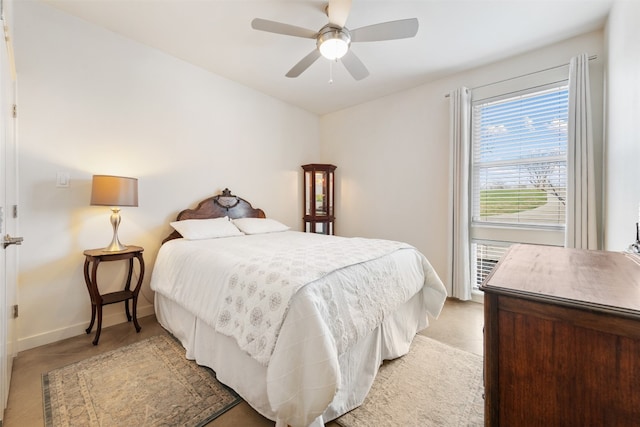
329, 59, 334, 84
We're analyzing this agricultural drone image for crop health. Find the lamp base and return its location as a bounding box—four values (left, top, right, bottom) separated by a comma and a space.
103, 240, 128, 252
102, 208, 128, 252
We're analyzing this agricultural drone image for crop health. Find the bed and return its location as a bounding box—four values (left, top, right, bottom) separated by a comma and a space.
150, 188, 447, 427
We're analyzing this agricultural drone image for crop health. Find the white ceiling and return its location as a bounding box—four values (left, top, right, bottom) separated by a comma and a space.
42, 0, 613, 115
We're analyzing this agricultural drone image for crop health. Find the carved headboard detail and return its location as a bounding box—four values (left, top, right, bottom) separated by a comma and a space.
162, 188, 266, 244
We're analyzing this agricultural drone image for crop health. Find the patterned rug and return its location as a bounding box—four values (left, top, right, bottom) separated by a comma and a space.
337, 335, 484, 427
42, 335, 242, 427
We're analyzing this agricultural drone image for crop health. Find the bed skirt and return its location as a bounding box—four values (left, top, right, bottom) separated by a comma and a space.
155, 290, 431, 426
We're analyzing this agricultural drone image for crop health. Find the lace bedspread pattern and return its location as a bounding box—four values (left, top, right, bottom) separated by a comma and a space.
215, 237, 412, 365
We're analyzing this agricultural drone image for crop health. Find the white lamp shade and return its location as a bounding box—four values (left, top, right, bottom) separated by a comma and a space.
90, 175, 138, 207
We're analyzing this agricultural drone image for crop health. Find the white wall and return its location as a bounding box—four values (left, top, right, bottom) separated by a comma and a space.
13, 0, 620, 351
321, 31, 605, 294
604, 1, 640, 250
14, 1, 320, 350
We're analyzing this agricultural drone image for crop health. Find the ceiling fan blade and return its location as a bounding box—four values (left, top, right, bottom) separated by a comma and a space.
327, 0, 352, 27
350, 18, 419, 42
251, 18, 317, 39
341, 50, 369, 81
286, 49, 322, 78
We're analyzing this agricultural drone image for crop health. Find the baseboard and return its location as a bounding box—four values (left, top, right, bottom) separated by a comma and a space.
470, 290, 484, 304
17, 303, 155, 352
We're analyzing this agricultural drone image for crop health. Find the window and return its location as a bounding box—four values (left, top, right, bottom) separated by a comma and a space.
470, 84, 569, 289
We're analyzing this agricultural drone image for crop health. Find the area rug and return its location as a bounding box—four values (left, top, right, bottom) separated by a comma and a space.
337, 335, 484, 427
42, 334, 242, 427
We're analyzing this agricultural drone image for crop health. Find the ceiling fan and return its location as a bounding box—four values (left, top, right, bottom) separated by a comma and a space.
251, 0, 419, 81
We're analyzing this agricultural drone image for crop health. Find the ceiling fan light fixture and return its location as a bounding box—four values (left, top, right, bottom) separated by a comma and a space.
317, 26, 351, 60
252, 7, 418, 80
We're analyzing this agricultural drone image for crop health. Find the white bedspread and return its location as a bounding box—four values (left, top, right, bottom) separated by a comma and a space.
151, 231, 447, 426
217, 236, 414, 364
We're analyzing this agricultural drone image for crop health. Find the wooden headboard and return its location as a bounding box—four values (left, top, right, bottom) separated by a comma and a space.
162, 188, 266, 244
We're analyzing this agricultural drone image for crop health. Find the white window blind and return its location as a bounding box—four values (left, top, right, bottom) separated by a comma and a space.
471, 85, 569, 228
470, 83, 569, 293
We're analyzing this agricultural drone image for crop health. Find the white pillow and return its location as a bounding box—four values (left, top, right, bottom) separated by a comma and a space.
232, 218, 290, 235
170, 217, 244, 240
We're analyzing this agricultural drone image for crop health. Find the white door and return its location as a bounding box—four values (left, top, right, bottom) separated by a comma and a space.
0, 7, 19, 422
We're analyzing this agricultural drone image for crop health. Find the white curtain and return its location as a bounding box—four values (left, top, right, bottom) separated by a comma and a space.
566, 53, 598, 249
448, 87, 472, 300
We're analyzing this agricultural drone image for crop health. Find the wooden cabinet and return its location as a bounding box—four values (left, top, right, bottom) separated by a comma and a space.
481, 244, 640, 427
302, 164, 336, 235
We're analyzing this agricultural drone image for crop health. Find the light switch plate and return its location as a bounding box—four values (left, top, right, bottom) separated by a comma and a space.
56, 171, 70, 188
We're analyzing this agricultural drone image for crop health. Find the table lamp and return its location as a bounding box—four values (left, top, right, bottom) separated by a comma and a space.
90, 175, 138, 252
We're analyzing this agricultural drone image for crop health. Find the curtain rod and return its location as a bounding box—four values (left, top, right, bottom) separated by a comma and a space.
444, 55, 597, 98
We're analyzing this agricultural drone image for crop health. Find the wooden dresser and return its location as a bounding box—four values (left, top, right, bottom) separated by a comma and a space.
480, 244, 640, 427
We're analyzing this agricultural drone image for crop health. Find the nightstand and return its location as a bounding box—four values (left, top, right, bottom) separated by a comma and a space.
83, 245, 145, 345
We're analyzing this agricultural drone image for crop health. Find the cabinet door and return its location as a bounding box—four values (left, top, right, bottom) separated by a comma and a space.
486, 294, 640, 426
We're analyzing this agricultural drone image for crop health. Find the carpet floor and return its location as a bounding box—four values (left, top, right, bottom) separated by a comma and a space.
42, 334, 241, 427
337, 334, 484, 427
